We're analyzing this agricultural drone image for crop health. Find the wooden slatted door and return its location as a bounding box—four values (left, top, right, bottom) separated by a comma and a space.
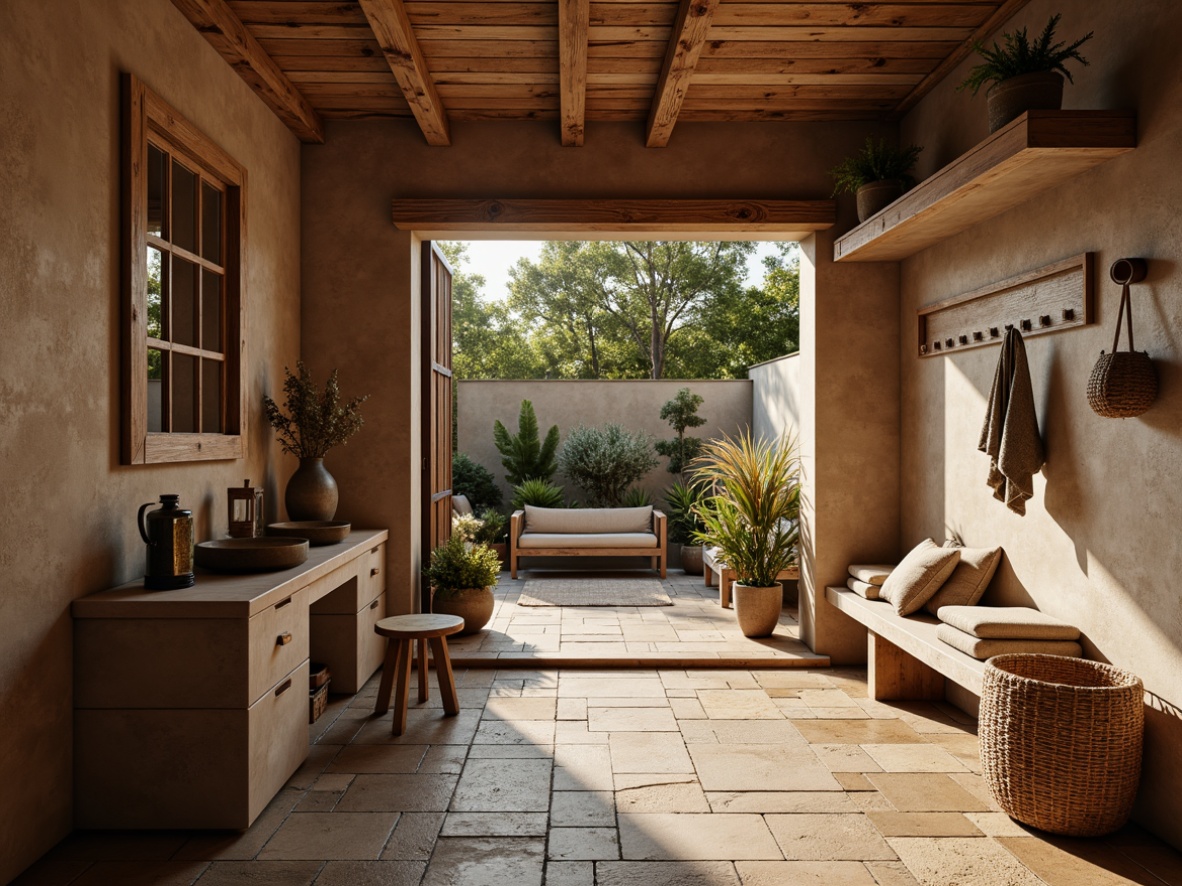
421, 242, 453, 613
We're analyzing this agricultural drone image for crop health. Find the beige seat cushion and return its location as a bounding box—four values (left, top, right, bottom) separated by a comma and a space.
518, 532, 657, 550
938, 605, 1080, 640
524, 505, 652, 534
849, 564, 893, 586
936, 624, 1083, 660
923, 546, 1002, 615
879, 539, 961, 616
452, 494, 474, 517
846, 577, 880, 600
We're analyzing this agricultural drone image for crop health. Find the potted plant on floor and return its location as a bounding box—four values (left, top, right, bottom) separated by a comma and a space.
425, 535, 501, 635
691, 432, 802, 638
666, 480, 707, 575
830, 138, 924, 223
959, 13, 1093, 133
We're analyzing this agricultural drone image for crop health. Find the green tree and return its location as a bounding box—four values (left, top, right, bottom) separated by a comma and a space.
654, 387, 706, 476
492, 399, 560, 486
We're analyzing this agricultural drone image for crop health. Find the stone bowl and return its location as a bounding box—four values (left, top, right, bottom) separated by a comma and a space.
266, 521, 352, 546
196, 538, 309, 572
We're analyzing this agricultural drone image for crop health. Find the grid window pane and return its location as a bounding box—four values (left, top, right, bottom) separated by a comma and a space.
147, 247, 163, 339
202, 359, 223, 433
172, 256, 198, 347
172, 160, 198, 253
147, 145, 166, 237
172, 353, 198, 433
201, 268, 222, 352
201, 183, 221, 264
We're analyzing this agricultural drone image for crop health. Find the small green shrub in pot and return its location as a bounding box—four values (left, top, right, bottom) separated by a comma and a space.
830, 138, 924, 223
425, 536, 501, 634
511, 478, 567, 510
473, 508, 507, 545
559, 423, 658, 508
452, 453, 503, 512
666, 479, 708, 575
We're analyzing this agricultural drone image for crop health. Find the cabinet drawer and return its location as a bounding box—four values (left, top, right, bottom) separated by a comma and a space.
310, 591, 386, 694
310, 542, 386, 614
248, 589, 310, 706
75, 660, 309, 830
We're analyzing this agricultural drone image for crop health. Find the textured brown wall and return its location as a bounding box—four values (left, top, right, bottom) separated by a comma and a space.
0, 2, 301, 879
899, 0, 1182, 847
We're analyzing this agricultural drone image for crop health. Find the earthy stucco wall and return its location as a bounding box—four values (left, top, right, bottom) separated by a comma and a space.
0, 2, 302, 879
749, 353, 802, 443
900, 0, 1182, 847
457, 379, 753, 507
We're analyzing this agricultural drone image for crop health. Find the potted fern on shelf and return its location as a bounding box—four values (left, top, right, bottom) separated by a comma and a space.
959, 13, 1093, 133
830, 138, 924, 223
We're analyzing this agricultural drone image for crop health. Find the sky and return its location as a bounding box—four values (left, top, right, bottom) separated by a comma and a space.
446, 240, 791, 302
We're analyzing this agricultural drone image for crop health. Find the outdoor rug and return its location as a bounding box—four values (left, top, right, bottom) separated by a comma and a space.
517, 578, 673, 607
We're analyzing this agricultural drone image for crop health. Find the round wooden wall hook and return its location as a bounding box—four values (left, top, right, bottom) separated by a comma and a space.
1110, 258, 1148, 286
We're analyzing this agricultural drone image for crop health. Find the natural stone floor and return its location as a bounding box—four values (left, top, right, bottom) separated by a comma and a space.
18, 655, 1182, 884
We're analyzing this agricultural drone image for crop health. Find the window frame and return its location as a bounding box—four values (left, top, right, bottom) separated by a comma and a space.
122, 73, 246, 464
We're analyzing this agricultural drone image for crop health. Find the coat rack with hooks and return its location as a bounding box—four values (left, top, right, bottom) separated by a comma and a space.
917, 253, 1094, 358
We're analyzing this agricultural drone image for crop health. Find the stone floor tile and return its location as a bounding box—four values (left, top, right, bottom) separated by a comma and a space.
258, 813, 398, 860
473, 718, 555, 746
864, 860, 922, 886
616, 781, 711, 813
812, 743, 884, 773
8, 854, 92, 886
294, 790, 341, 813
582, 696, 672, 708
793, 719, 925, 745
418, 745, 469, 773
545, 861, 594, 886
706, 791, 857, 814
695, 690, 782, 720
559, 678, 667, 698
669, 698, 707, 719
335, 774, 458, 812
618, 813, 782, 861
588, 707, 679, 732
1000, 835, 1174, 885
850, 792, 896, 812
887, 837, 1045, 886
867, 774, 992, 813
923, 733, 983, 773
548, 828, 620, 861
680, 719, 807, 746
467, 743, 553, 759
313, 860, 427, 886
451, 758, 552, 811
312, 773, 356, 791
734, 860, 880, 885
482, 697, 558, 720
613, 773, 698, 790
192, 860, 322, 885
555, 721, 611, 744
765, 813, 896, 862
421, 837, 544, 886
609, 733, 694, 774
380, 812, 444, 860
327, 744, 428, 774
442, 812, 548, 837
809, 707, 872, 719
751, 671, 835, 689
353, 710, 481, 746
963, 812, 1031, 837
68, 861, 211, 885
286, 745, 339, 789
834, 772, 876, 792
174, 789, 303, 861
596, 861, 741, 886
947, 772, 1003, 811
861, 744, 971, 773
551, 791, 617, 827
554, 745, 615, 790
557, 698, 588, 720
867, 812, 982, 837
688, 744, 840, 792
797, 689, 859, 708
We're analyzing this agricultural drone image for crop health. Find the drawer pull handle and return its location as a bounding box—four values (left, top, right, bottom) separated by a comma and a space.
277, 632, 293, 646
275, 597, 293, 609
370, 546, 379, 554
369, 599, 379, 610
275, 679, 292, 697
370, 568, 380, 577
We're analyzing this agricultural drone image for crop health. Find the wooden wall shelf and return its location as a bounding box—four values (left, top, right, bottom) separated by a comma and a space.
834, 111, 1136, 263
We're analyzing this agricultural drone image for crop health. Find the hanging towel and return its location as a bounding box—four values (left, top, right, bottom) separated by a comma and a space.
978, 327, 1044, 515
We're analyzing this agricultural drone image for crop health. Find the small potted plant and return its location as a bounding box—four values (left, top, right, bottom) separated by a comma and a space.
959, 13, 1093, 133
425, 535, 501, 634
830, 138, 924, 223
665, 480, 707, 575
263, 362, 368, 522
691, 432, 802, 638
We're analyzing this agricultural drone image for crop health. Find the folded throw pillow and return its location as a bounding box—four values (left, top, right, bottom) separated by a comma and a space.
848, 564, 894, 586
846, 577, 880, 600
878, 539, 960, 616
936, 624, 1083, 660
937, 605, 1080, 640
923, 547, 1002, 615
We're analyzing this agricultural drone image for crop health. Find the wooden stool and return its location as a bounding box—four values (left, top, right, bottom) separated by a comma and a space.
373, 614, 464, 736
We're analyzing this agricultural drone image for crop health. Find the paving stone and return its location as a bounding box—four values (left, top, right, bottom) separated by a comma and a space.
554, 745, 615, 790
559, 679, 667, 698
696, 690, 782, 719
866, 774, 992, 813
327, 744, 428, 774
688, 744, 840, 792
613, 773, 698, 790
69, 861, 212, 885
482, 697, 558, 720
555, 721, 611, 744
668, 698, 707, 719
335, 774, 458, 812
192, 860, 322, 885
764, 814, 896, 861
861, 744, 970, 773
609, 733, 694, 774
863, 860, 922, 886
995, 836, 1164, 886
547, 828, 620, 861
418, 745, 469, 773
551, 791, 617, 826
467, 743, 553, 759
174, 789, 302, 861
544, 861, 594, 886
557, 698, 588, 720
616, 782, 711, 813
421, 837, 544, 886
588, 707, 679, 732
866, 812, 983, 837
353, 710, 482, 746
473, 719, 556, 745
797, 689, 859, 708
380, 812, 444, 860
734, 860, 880, 885
442, 812, 548, 837
793, 719, 925, 745
887, 837, 1044, 886
258, 813, 398, 860
618, 814, 782, 861
811, 743, 884, 773
451, 758, 552, 811
833, 773, 876, 792
596, 861, 740, 886
706, 792, 857, 814
313, 860, 427, 886
963, 812, 1031, 837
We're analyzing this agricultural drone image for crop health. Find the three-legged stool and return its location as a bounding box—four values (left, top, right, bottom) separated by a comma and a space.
373, 613, 465, 735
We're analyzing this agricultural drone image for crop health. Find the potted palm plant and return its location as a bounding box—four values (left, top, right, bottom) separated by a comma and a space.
830, 138, 924, 223
959, 13, 1093, 132
691, 432, 802, 638
665, 480, 707, 575
425, 535, 501, 634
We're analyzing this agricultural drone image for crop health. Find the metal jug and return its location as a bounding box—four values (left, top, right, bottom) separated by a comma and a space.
137, 494, 196, 590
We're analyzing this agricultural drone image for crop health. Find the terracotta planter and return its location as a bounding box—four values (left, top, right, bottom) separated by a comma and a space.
285, 457, 338, 521
433, 586, 494, 635
987, 71, 1063, 133
855, 180, 905, 223
733, 582, 783, 638
680, 544, 704, 575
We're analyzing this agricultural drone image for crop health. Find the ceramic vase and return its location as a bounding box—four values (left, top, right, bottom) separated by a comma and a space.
855, 180, 905, 223
680, 544, 704, 575
285, 457, 338, 521
733, 582, 783, 637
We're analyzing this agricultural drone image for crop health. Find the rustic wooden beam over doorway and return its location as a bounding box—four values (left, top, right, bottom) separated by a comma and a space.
558, 0, 590, 147
646, 0, 722, 148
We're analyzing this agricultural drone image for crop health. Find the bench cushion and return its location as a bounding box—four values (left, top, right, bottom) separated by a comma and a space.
849, 564, 894, 586
518, 532, 657, 550
936, 624, 1083, 660
923, 546, 1002, 615
880, 539, 960, 616
524, 505, 652, 534
847, 577, 880, 600
938, 605, 1080, 640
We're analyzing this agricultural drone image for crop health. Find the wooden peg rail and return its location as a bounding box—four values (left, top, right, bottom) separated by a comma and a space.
917, 253, 1094, 358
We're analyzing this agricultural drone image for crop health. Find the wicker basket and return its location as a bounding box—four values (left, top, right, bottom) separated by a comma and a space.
1088, 259, 1157, 418
980, 654, 1144, 837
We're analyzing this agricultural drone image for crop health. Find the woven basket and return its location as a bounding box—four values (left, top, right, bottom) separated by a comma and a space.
980, 654, 1144, 837
1088, 260, 1157, 418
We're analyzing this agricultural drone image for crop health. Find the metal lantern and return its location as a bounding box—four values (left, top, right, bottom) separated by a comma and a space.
228, 479, 264, 538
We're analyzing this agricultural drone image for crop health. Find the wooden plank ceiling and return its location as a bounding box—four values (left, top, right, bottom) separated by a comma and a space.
173, 0, 1029, 146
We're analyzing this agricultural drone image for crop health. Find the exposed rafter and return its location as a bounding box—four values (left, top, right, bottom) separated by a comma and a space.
168, 0, 324, 144
558, 0, 590, 146
357, 0, 451, 146
645, 0, 722, 148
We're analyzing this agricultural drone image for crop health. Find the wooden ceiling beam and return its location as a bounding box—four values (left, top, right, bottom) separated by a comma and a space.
168, 0, 325, 143
558, 0, 590, 146
357, 0, 451, 145
645, 0, 722, 148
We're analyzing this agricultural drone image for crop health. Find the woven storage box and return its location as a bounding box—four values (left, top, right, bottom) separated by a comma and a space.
980, 654, 1144, 837
309, 680, 330, 724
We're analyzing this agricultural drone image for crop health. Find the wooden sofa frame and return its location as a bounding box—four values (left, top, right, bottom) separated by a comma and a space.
510, 509, 667, 580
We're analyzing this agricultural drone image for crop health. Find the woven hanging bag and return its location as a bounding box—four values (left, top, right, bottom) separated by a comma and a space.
1087, 261, 1157, 418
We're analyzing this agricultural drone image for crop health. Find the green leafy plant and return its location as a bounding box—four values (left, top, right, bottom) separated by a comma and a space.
665, 480, 707, 546
263, 361, 368, 458
959, 14, 1093, 95
830, 138, 923, 196
493, 400, 560, 486
424, 535, 501, 599
654, 388, 707, 476
451, 512, 483, 543
511, 478, 567, 510
452, 453, 503, 511
474, 508, 507, 545
621, 487, 653, 508
559, 424, 659, 508
691, 432, 802, 588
